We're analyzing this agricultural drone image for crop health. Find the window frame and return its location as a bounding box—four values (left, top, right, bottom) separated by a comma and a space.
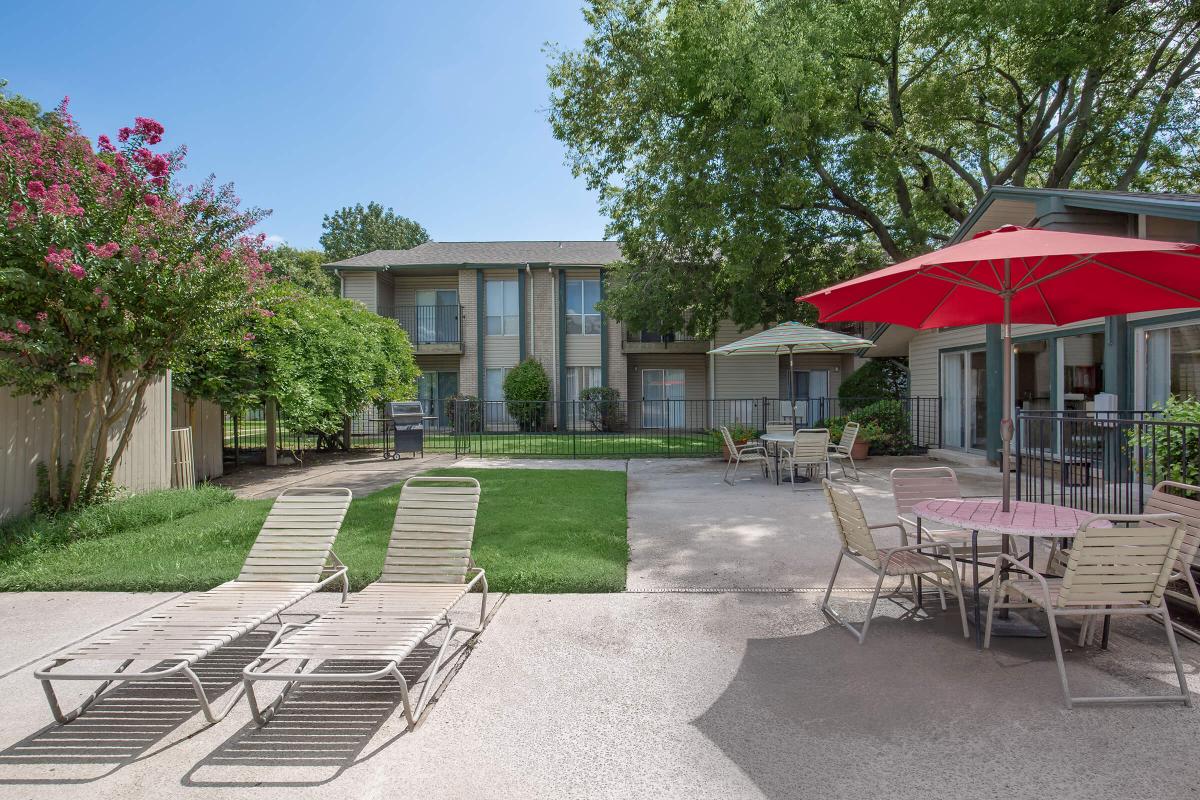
565, 278, 601, 336
485, 279, 519, 337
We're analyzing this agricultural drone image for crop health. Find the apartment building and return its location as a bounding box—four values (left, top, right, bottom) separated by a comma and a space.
325, 241, 885, 428
904, 188, 1200, 462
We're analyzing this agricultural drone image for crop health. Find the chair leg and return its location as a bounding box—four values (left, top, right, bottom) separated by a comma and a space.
820, 551, 843, 615
857, 571, 887, 644
723, 456, 734, 485
1045, 609, 1074, 709
947, 565, 969, 638
1160, 603, 1194, 708
983, 575, 1003, 648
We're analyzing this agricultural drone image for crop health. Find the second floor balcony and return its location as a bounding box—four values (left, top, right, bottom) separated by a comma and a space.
395, 304, 463, 353
623, 329, 709, 354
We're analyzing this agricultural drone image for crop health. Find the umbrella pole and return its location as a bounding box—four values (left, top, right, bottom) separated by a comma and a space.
1001, 290, 1013, 512
789, 348, 796, 433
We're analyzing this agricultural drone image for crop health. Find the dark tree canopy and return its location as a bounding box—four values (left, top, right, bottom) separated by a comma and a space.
547, 0, 1200, 334
319, 201, 430, 261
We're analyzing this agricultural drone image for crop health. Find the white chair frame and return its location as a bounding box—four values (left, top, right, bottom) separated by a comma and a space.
781, 428, 831, 491
721, 425, 770, 485
828, 421, 860, 480
820, 480, 969, 643
985, 513, 1192, 709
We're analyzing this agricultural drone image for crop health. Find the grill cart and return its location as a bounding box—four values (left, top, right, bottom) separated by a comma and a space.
384, 401, 427, 460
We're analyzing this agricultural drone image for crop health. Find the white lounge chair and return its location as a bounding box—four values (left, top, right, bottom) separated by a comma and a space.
35, 487, 352, 725
828, 421, 861, 480
242, 476, 489, 730
780, 428, 830, 490
820, 480, 968, 643
720, 425, 770, 485
985, 514, 1191, 708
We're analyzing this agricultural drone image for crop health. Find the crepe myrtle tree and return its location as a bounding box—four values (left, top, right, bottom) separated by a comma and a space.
0, 101, 269, 510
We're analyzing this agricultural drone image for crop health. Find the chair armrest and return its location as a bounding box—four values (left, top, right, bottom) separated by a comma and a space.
992, 553, 1054, 592
880, 540, 960, 567
737, 444, 768, 456
869, 521, 908, 545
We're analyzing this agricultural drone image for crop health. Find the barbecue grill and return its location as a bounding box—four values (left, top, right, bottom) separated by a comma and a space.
385, 401, 426, 460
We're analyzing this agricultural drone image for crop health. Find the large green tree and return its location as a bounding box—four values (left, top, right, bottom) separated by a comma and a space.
266, 244, 336, 295
547, 0, 1200, 334
319, 201, 430, 261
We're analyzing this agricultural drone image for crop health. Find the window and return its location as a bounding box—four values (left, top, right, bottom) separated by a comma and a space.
486, 280, 519, 336
566, 279, 601, 335
1143, 323, 1200, 408
566, 367, 602, 402
485, 367, 510, 401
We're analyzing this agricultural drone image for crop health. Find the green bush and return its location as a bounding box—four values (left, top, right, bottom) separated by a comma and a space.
1126, 395, 1200, 484
846, 398, 912, 455
1, 485, 235, 558
819, 415, 883, 446
838, 360, 908, 412
503, 358, 552, 431
444, 394, 482, 431
579, 386, 624, 432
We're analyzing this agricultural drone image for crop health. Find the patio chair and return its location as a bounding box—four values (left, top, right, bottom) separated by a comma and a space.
820, 480, 969, 643
242, 476, 489, 730
780, 428, 830, 491
34, 487, 352, 725
827, 421, 861, 480
890, 466, 1004, 582
985, 514, 1191, 708
1066, 480, 1200, 646
763, 421, 793, 456
721, 425, 770, 485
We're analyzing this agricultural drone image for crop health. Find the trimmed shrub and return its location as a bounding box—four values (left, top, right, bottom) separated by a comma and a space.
838, 360, 908, 412
1126, 395, 1200, 484
579, 386, 624, 432
444, 394, 482, 431
504, 358, 552, 431
849, 398, 912, 454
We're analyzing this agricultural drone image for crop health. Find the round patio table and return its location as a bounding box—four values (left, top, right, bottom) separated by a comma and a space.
912, 499, 1107, 650
759, 432, 798, 485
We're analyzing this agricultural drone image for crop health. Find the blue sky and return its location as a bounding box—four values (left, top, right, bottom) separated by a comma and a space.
2, 1, 606, 249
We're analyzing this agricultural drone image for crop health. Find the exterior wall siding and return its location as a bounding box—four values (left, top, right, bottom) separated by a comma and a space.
341, 271, 378, 313
1, 374, 172, 520
626, 353, 708, 429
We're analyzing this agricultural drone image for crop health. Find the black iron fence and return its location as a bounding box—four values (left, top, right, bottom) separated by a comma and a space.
224, 395, 940, 464
446, 396, 940, 458
1015, 409, 1200, 514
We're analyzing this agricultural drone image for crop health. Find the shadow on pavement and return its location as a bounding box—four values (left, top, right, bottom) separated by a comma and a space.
692, 599, 1196, 800
0, 629, 273, 785
182, 643, 442, 788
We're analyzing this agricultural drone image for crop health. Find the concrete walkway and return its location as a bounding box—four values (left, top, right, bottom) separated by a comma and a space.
625, 455, 1001, 591
0, 591, 1197, 799
215, 452, 456, 498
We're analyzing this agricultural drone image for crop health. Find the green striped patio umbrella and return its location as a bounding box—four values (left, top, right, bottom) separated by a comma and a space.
708, 322, 875, 431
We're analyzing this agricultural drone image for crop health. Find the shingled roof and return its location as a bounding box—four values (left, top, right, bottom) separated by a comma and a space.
326, 240, 623, 269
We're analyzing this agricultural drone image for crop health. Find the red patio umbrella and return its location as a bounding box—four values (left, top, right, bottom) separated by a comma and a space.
798, 224, 1200, 509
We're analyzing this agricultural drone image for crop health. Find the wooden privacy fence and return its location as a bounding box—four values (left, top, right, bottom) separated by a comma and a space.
171, 427, 196, 489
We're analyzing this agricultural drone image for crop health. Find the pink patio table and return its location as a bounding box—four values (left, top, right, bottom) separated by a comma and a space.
911, 498, 1108, 649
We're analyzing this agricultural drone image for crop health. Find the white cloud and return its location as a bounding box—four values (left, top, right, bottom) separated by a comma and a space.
264, 234, 287, 247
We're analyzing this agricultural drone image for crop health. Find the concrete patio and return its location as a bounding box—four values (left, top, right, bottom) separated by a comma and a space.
1, 456, 1198, 799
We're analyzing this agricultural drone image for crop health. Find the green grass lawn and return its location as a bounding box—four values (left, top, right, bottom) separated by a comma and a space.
0, 468, 628, 594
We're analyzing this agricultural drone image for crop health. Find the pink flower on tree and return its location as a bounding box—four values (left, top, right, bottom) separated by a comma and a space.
144, 193, 161, 208
0, 332, 13, 343
97, 134, 115, 153
36, 312, 48, 322
85, 241, 120, 258
44, 246, 74, 271
15, 320, 31, 334
26, 180, 46, 198
78, 355, 95, 367
68, 263, 86, 280
243, 332, 256, 341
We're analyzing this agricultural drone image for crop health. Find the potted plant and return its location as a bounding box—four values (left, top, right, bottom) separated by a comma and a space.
714, 422, 758, 460
850, 421, 882, 460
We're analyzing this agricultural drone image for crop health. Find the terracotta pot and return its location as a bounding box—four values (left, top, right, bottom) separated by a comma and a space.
722, 438, 750, 460
850, 439, 870, 460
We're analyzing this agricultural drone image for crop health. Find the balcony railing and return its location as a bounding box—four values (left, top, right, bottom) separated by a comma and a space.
395, 304, 462, 345
626, 330, 700, 343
